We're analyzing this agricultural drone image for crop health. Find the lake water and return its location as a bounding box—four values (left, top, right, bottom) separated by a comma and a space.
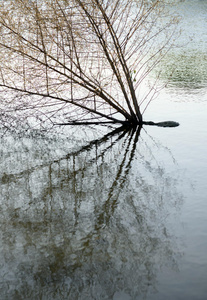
0, 0, 207, 299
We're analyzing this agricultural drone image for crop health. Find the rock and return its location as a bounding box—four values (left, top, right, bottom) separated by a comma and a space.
143, 121, 179, 127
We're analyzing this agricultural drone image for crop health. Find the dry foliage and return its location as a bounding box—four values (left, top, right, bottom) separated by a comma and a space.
0, 0, 179, 129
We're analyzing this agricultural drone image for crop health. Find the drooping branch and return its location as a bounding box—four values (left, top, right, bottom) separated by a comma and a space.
92, 0, 143, 122
0, 0, 180, 129
77, 0, 138, 123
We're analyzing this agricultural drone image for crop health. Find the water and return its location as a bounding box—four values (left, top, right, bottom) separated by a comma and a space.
0, 0, 207, 299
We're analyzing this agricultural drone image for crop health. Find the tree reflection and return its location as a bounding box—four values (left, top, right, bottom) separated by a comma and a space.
0, 126, 183, 299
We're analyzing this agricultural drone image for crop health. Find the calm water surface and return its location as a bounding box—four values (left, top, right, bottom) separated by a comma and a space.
0, 0, 207, 299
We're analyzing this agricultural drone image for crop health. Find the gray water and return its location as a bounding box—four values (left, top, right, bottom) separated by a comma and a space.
0, 0, 207, 299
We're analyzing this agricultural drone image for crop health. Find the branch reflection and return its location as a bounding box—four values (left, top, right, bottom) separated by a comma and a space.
0, 126, 183, 300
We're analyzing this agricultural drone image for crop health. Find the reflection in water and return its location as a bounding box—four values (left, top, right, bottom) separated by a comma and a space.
0, 126, 183, 299
154, 0, 207, 91
160, 51, 207, 90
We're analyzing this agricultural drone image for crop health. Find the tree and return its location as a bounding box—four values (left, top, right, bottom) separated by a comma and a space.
0, 0, 179, 129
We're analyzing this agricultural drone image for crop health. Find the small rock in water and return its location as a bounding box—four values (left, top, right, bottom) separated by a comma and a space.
156, 121, 179, 127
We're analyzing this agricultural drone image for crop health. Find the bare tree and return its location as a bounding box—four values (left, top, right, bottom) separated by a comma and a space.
0, 0, 179, 129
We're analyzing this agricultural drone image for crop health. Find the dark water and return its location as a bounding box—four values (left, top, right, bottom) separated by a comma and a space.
0, 1, 207, 299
